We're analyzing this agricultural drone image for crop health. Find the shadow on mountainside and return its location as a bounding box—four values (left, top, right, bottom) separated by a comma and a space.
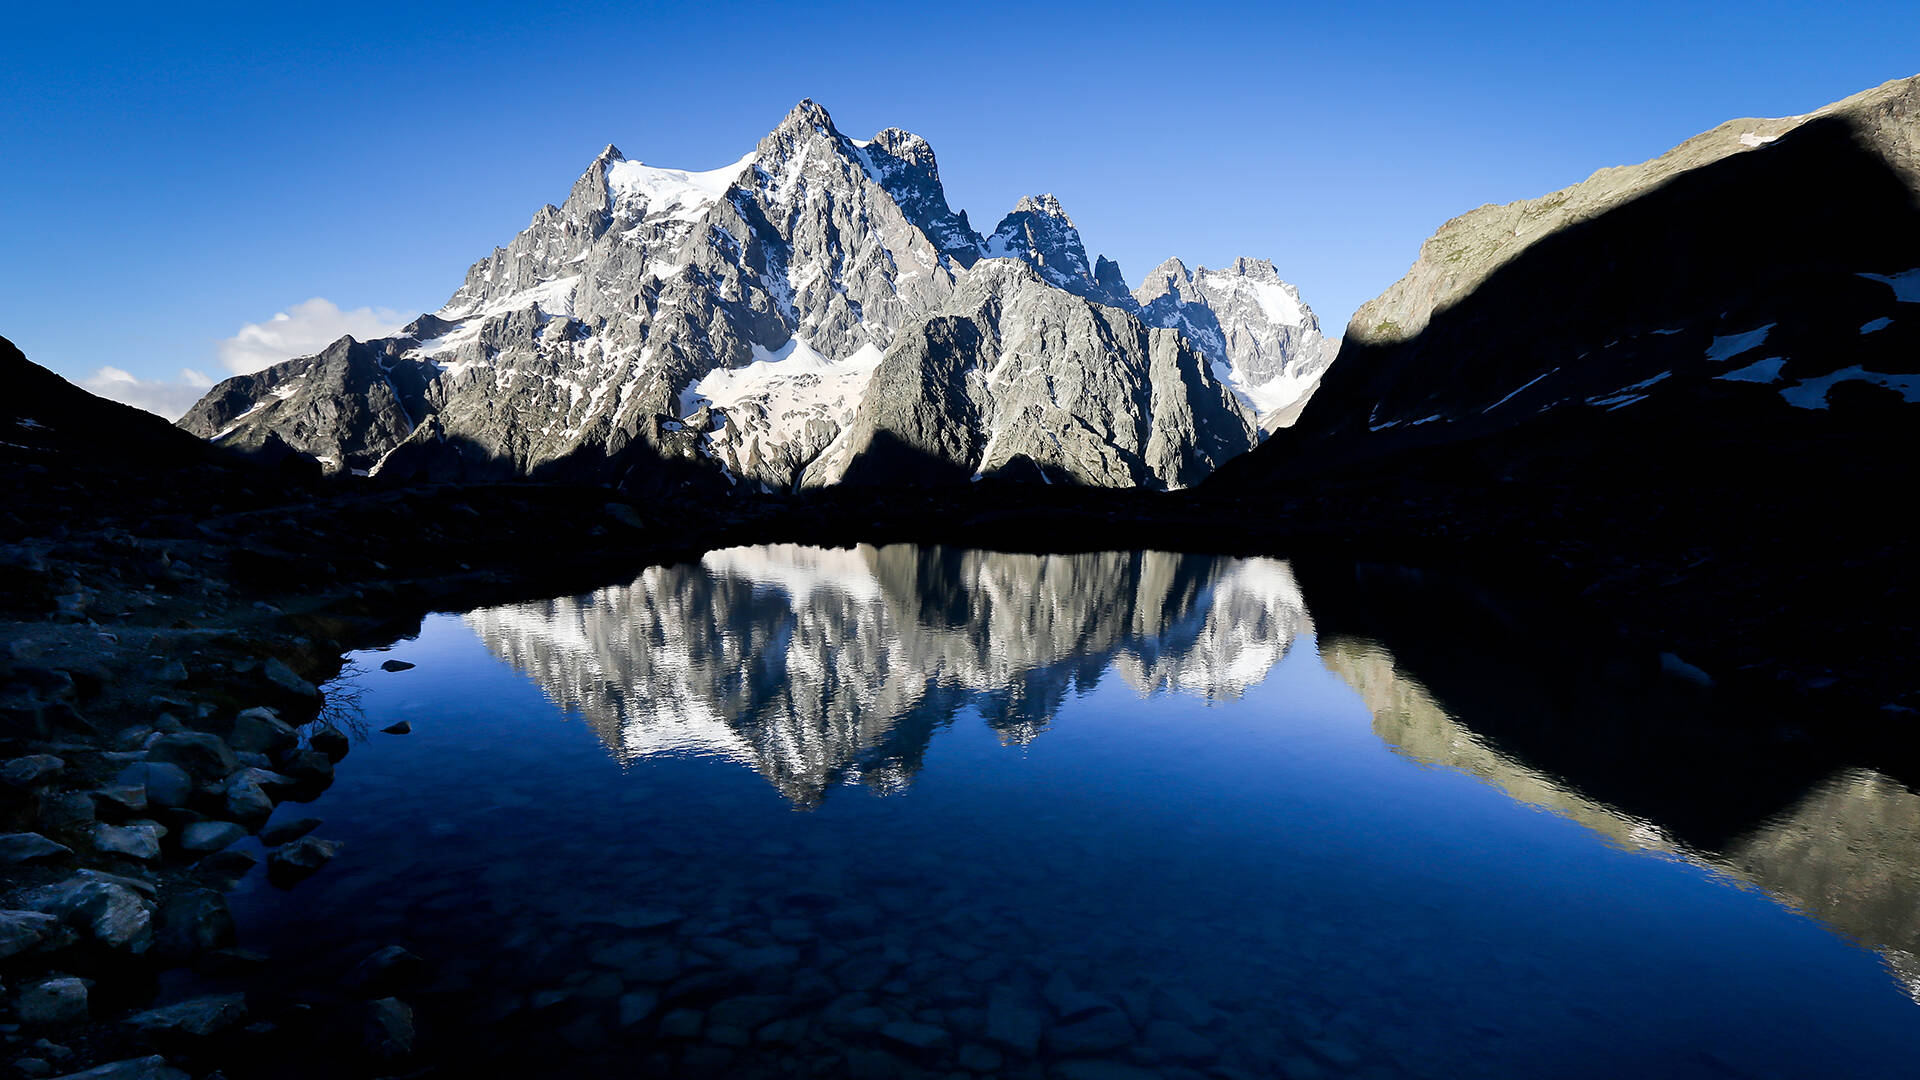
1206, 109, 1920, 724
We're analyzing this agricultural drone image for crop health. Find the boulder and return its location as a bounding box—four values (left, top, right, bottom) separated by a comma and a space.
146, 733, 236, 781
380, 720, 411, 735
307, 723, 350, 762
122, 993, 247, 1039
46, 1056, 188, 1080
0, 832, 73, 865
342, 945, 426, 995
92, 823, 162, 862
223, 773, 274, 824
229, 707, 297, 755
156, 889, 235, 956
378, 660, 415, 672
0, 909, 62, 959
262, 658, 318, 699
1, 754, 66, 789
114, 763, 191, 809
179, 821, 246, 853
92, 785, 148, 816
259, 816, 322, 846
17, 976, 90, 1025
266, 835, 340, 887
362, 997, 414, 1059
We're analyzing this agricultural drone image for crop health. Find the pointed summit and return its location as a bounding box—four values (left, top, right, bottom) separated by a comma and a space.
1012, 193, 1072, 222
985, 194, 1129, 307
594, 143, 625, 165
776, 98, 838, 137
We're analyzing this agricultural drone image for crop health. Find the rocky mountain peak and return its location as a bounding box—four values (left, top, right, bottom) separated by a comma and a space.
1012, 193, 1072, 221
985, 194, 1130, 307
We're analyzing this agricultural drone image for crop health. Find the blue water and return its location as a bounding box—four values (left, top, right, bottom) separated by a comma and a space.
224, 546, 1920, 1078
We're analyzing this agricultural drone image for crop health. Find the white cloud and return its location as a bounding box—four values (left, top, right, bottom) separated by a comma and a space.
218, 297, 407, 375
82, 366, 216, 421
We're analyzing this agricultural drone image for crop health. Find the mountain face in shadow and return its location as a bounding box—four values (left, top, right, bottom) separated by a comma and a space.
1208, 74, 1920, 715
1219, 73, 1920, 486
463, 544, 1311, 806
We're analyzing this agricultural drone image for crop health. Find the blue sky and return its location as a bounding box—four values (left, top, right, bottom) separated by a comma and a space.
3, 0, 1914, 415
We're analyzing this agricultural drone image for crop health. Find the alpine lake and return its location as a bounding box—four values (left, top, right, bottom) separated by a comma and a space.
192, 545, 1920, 1078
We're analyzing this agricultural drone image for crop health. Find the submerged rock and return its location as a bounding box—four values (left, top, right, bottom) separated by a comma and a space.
378, 660, 415, 672
179, 820, 246, 853
258, 816, 322, 846
266, 836, 341, 887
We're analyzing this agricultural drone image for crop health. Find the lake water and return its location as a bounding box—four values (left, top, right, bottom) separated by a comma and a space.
222, 545, 1920, 1078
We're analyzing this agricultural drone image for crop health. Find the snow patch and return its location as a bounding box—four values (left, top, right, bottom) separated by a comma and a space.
680, 338, 887, 449
1704, 324, 1774, 363
1861, 317, 1893, 334
1719, 357, 1787, 384
1858, 267, 1920, 303
1738, 132, 1778, 148
606, 153, 754, 224
1779, 367, 1920, 409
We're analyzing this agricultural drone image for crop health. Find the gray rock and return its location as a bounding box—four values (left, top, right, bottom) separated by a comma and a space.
1049, 1061, 1162, 1080
985, 990, 1045, 1057
114, 762, 192, 809
266, 835, 340, 887
617, 988, 660, 1027
156, 889, 234, 956
2, 754, 65, 788
145, 732, 236, 781
657, 1008, 703, 1039
92, 823, 162, 861
0, 832, 72, 865
47, 1057, 188, 1080
179, 820, 246, 853
958, 1043, 1003, 1072
258, 816, 322, 846
362, 997, 414, 1059
262, 658, 318, 699
0, 909, 63, 959
1044, 1005, 1135, 1056
879, 1020, 953, 1055
306, 724, 350, 762
342, 945, 426, 995
228, 707, 296, 755
17, 976, 89, 1025
92, 785, 148, 815
36, 791, 95, 832
122, 994, 247, 1038
223, 772, 274, 823
65, 882, 156, 951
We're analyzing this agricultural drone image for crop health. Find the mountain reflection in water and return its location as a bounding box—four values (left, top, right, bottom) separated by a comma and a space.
466, 545, 1309, 806
465, 543, 1920, 999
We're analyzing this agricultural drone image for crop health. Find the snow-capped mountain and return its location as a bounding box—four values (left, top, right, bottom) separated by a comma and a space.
177, 101, 1331, 491
1134, 257, 1337, 430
